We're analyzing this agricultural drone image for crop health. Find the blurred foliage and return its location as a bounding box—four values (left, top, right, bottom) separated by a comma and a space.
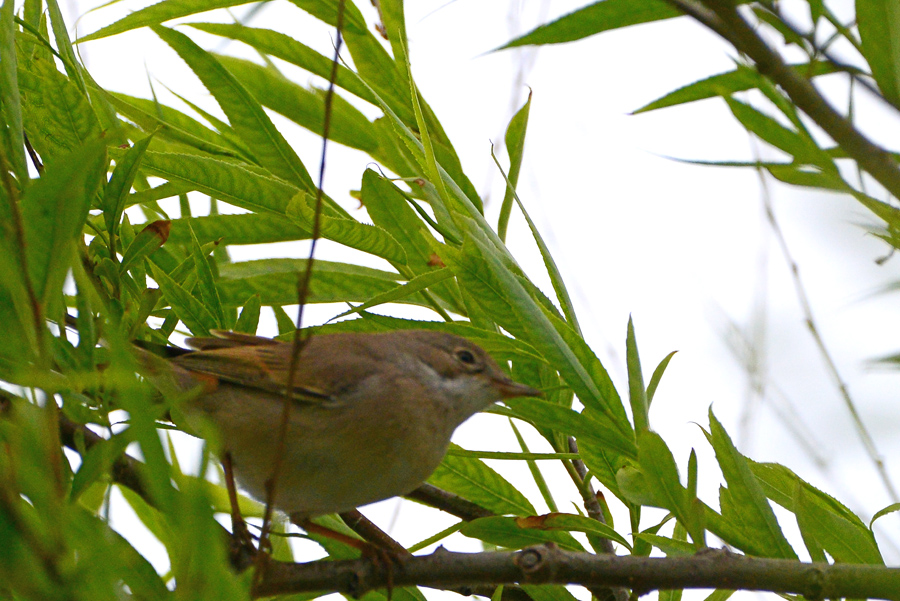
0, 0, 899, 599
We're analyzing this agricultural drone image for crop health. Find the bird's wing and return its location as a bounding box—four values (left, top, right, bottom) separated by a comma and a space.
172, 344, 336, 405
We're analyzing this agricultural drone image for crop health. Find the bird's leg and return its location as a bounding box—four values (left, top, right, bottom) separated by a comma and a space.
296, 513, 410, 599
223, 452, 258, 567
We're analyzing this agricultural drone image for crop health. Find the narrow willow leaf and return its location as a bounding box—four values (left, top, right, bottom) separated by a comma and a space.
331, 268, 452, 320
499, 0, 683, 49
168, 213, 310, 247
149, 262, 217, 335
187, 23, 378, 104
490, 150, 581, 333
126, 182, 195, 208
107, 92, 244, 159
636, 533, 695, 556
633, 431, 696, 541
857, 0, 900, 107
428, 443, 535, 516
188, 222, 226, 327
626, 316, 648, 433
120, 220, 171, 275
152, 25, 315, 191
708, 410, 797, 559
723, 96, 834, 169
45, 0, 85, 90
498, 91, 531, 240
516, 512, 631, 549
282, 0, 368, 34
104, 133, 155, 245
234, 294, 261, 333
766, 164, 849, 190
646, 350, 677, 405
213, 54, 380, 153
0, 0, 27, 182
20, 138, 106, 306
361, 170, 464, 310
750, 461, 869, 529
504, 397, 636, 460
795, 485, 883, 563
79, 0, 262, 42
460, 516, 585, 552
216, 259, 423, 307
287, 192, 407, 264
18, 54, 101, 161
634, 61, 850, 113
70, 431, 133, 502
347, 68, 498, 244
447, 225, 628, 431
137, 150, 299, 215
871, 503, 900, 528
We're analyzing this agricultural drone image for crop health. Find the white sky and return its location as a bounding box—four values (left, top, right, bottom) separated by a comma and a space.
58, 0, 900, 598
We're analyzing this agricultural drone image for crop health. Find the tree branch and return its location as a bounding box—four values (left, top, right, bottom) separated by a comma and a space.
255, 545, 900, 600
663, 0, 900, 200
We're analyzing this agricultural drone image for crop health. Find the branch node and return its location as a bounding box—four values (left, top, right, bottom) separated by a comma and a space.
516, 548, 544, 572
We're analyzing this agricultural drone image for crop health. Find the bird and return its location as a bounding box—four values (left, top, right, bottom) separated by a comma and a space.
141, 329, 542, 521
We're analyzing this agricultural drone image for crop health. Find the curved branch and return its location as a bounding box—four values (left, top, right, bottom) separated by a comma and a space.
664, 0, 900, 200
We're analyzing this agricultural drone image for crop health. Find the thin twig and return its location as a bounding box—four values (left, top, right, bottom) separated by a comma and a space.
255, 0, 347, 579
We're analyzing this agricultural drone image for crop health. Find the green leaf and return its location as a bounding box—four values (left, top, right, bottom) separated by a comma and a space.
149, 261, 218, 335
499, 0, 683, 48
504, 396, 636, 460
723, 96, 834, 169
45, 0, 85, 90
498, 91, 531, 241
516, 512, 631, 549
152, 25, 315, 191
273, 304, 296, 335
120, 220, 171, 275
633, 430, 704, 547
460, 516, 585, 552
18, 54, 101, 161
79, 0, 261, 42
213, 54, 379, 154
331, 268, 453, 320
751, 462, 857, 518
646, 350, 677, 405
626, 316, 648, 433
104, 133, 155, 247
137, 150, 299, 215
871, 502, 900, 528
106, 92, 243, 158
20, 138, 107, 306
0, 0, 27, 183
708, 410, 797, 559
286, 192, 407, 264
445, 225, 629, 433
70, 430, 133, 502
186, 23, 378, 105
635, 533, 695, 556
634, 61, 851, 113
167, 213, 310, 246
216, 259, 422, 307
857, 0, 900, 107
490, 149, 581, 334
234, 294, 261, 334
187, 221, 226, 327
795, 485, 883, 563
428, 443, 535, 516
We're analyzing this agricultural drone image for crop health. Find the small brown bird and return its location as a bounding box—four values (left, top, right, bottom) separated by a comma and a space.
145, 329, 541, 520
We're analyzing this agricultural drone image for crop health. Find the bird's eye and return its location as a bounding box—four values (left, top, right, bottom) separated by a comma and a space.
456, 349, 477, 365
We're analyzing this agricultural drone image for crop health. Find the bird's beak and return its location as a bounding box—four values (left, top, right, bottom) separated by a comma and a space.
494, 378, 543, 399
